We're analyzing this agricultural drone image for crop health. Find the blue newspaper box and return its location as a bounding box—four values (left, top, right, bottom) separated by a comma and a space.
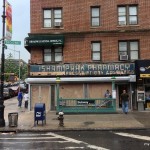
34, 103, 46, 126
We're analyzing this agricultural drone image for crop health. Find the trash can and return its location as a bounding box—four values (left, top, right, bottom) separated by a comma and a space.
34, 103, 46, 126
8, 112, 18, 127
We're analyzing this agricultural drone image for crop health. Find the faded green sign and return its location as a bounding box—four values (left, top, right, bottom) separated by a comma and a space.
30, 63, 135, 76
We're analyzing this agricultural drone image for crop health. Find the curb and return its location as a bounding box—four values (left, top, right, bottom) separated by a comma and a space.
0, 127, 149, 133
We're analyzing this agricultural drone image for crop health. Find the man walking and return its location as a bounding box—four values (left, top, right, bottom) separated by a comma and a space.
120, 90, 129, 114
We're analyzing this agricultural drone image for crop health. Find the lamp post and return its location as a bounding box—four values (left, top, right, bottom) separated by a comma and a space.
0, 0, 6, 127
56, 77, 61, 112
14, 50, 21, 92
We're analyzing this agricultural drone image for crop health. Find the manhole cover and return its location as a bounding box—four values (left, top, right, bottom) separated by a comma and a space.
84, 121, 94, 125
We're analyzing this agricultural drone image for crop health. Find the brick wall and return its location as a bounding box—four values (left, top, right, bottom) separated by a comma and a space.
30, 0, 150, 33
30, 0, 150, 63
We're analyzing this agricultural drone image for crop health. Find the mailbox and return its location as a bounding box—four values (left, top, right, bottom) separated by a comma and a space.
34, 103, 46, 126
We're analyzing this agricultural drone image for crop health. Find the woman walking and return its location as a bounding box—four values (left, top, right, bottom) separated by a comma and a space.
17, 92, 23, 107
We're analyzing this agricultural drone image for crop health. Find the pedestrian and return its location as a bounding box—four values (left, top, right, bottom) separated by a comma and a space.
104, 89, 112, 108
120, 89, 129, 114
104, 89, 111, 98
23, 92, 29, 108
17, 91, 23, 107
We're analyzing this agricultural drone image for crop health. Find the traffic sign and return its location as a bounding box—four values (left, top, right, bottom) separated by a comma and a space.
5, 40, 21, 45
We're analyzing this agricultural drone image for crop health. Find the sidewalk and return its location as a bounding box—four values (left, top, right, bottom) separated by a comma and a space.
0, 97, 150, 132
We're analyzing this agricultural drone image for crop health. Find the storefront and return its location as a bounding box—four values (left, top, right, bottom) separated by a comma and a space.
135, 60, 150, 110
26, 63, 136, 113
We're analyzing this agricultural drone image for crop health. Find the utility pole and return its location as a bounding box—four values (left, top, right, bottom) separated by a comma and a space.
0, 0, 6, 127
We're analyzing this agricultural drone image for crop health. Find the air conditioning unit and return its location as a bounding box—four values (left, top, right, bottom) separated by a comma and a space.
120, 55, 128, 60
54, 22, 61, 27
119, 21, 126, 25
92, 22, 99, 26
130, 20, 137, 25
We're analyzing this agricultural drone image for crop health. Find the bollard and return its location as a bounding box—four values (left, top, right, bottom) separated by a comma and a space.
58, 111, 64, 127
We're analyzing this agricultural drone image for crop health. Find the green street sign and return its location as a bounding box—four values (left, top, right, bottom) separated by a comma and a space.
5, 40, 21, 45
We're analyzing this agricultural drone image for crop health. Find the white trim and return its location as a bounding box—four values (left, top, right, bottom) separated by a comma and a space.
26, 75, 136, 84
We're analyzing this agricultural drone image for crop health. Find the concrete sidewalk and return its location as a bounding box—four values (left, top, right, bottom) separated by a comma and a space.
1, 97, 150, 132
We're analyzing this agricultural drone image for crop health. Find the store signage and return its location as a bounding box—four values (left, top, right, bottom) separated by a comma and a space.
77, 100, 95, 105
25, 35, 64, 47
135, 60, 150, 78
30, 63, 135, 76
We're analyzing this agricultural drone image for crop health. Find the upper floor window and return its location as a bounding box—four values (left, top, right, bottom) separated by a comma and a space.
91, 7, 100, 27
43, 8, 62, 28
118, 5, 138, 26
44, 47, 63, 62
91, 42, 101, 61
119, 41, 139, 61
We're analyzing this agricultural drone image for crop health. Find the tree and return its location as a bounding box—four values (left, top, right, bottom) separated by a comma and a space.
4, 53, 28, 82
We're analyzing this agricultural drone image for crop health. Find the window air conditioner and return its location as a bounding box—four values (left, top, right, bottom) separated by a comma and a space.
120, 55, 128, 60
92, 22, 99, 26
54, 22, 61, 27
119, 21, 126, 25
130, 20, 137, 24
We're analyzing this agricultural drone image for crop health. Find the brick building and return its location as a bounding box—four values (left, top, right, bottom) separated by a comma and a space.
25, 0, 150, 112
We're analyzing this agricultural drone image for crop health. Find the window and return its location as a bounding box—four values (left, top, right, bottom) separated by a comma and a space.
118, 6, 138, 25
91, 7, 100, 27
119, 41, 139, 60
44, 47, 63, 62
43, 8, 62, 28
91, 42, 101, 61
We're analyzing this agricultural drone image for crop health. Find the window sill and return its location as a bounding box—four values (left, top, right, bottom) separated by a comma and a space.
41, 27, 64, 30
90, 26, 101, 29
117, 25, 140, 28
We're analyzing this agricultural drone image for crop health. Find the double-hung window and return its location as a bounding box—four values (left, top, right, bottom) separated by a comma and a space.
43, 8, 62, 28
91, 42, 101, 61
119, 41, 139, 60
118, 5, 138, 25
44, 47, 63, 62
91, 7, 100, 27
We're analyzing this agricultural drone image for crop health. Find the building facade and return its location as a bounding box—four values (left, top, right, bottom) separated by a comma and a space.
25, 0, 150, 112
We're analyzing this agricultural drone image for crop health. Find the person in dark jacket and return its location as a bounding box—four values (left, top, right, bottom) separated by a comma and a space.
17, 92, 23, 107
120, 90, 129, 114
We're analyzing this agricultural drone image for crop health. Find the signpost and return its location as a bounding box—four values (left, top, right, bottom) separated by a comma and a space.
5, 40, 21, 45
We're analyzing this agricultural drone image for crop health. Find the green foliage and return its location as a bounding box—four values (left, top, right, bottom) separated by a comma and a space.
4, 54, 28, 81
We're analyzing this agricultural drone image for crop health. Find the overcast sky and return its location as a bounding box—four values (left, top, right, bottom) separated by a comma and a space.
0, 0, 30, 63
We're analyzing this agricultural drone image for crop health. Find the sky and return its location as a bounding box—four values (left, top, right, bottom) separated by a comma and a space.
0, 0, 30, 63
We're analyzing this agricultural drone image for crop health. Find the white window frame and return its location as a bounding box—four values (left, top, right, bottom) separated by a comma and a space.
119, 41, 139, 60
118, 5, 138, 26
91, 42, 101, 61
43, 8, 62, 28
91, 7, 100, 27
44, 47, 63, 62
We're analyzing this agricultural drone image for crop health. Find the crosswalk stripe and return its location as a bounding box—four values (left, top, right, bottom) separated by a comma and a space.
0, 141, 69, 144
0, 132, 109, 150
0, 137, 57, 140
114, 132, 150, 141
46, 132, 109, 150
